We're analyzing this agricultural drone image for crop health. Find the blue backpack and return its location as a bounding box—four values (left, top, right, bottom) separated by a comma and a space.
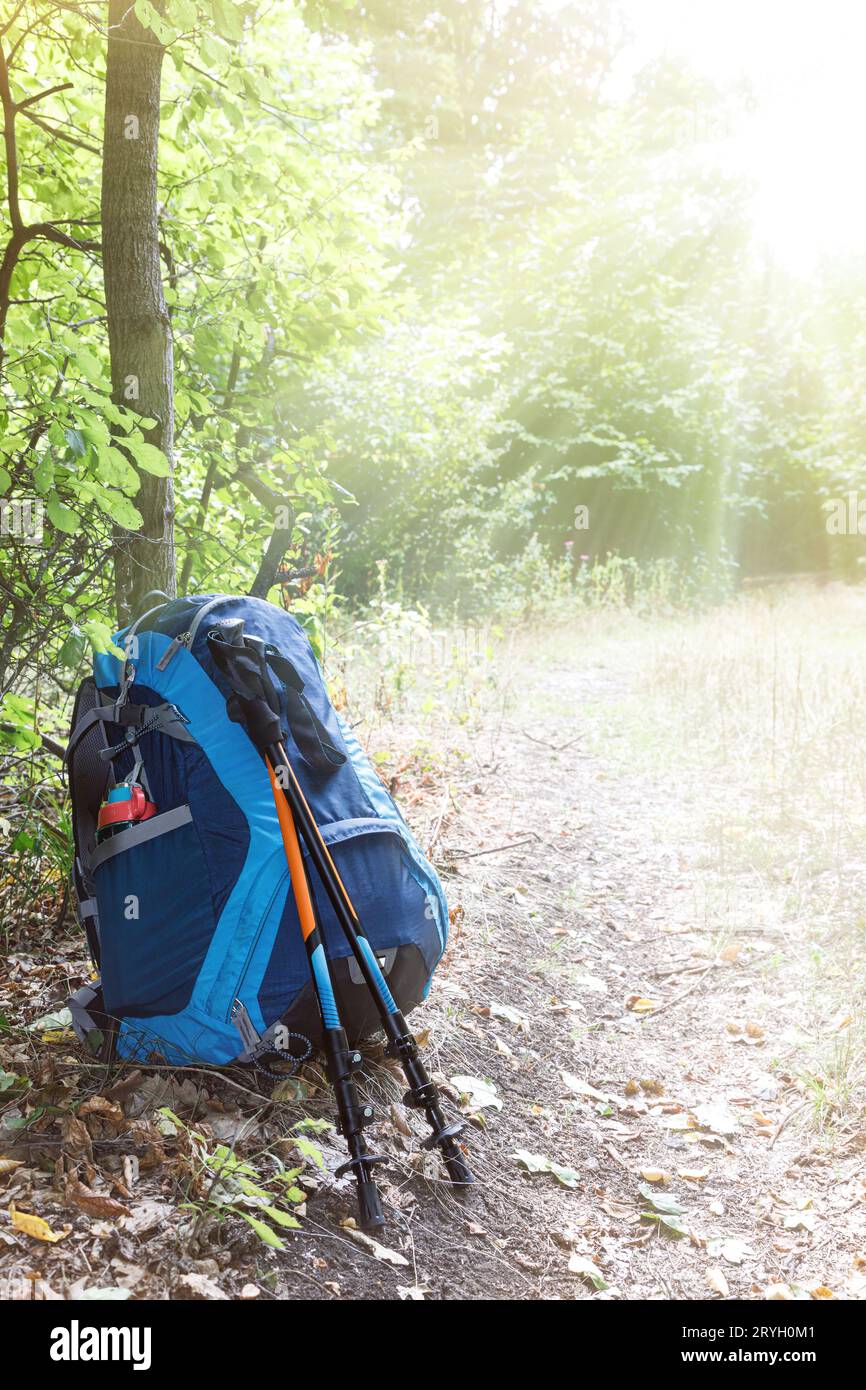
66, 594, 449, 1067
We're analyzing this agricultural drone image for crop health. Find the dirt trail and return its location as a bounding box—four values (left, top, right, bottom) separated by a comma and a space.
392, 641, 866, 1301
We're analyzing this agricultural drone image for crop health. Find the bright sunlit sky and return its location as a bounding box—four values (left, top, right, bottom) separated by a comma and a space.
609, 0, 866, 272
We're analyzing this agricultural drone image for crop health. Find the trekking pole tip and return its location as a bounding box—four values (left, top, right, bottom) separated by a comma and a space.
358, 1181, 386, 1230
444, 1151, 475, 1187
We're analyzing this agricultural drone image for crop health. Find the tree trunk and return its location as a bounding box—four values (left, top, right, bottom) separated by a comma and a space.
101, 0, 176, 625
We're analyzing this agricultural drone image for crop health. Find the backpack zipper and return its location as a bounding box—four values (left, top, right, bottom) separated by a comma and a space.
155, 631, 190, 670
223, 867, 289, 1022
155, 596, 228, 671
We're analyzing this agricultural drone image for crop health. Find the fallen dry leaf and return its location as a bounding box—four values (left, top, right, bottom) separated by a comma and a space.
174, 1271, 228, 1301
78, 1095, 126, 1134
9, 1204, 70, 1243
678, 1168, 709, 1181
122, 1199, 173, 1235
389, 1104, 414, 1139
660, 1112, 698, 1131
0, 1159, 24, 1178
60, 1114, 94, 1163
66, 1180, 131, 1221
561, 1071, 614, 1105
105, 1070, 144, 1103
625, 995, 656, 1014
640, 1168, 670, 1184
708, 1236, 753, 1265
568, 1253, 608, 1290
694, 1101, 739, 1136
706, 1267, 730, 1297
340, 1221, 409, 1267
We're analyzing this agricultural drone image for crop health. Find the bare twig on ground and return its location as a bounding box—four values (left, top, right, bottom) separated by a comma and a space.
446, 834, 540, 861
640, 963, 719, 1019
769, 1099, 811, 1149
519, 730, 583, 753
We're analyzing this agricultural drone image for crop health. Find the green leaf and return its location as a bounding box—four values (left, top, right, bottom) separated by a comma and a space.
124, 438, 170, 476
638, 1183, 687, 1216
72, 348, 108, 387
58, 625, 88, 669
238, 1211, 285, 1250
46, 493, 80, 534
135, 0, 175, 43
568, 1254, 609, 1290
260, 1204, 301, 1229
33, 455, 54, 493
95, 445, 139, 491
82, 620, 125, 660
514, 1149, 579, 1188
290, 1134, 324, 1169
170, 0, 197, 25
291, 1117, 333, 1134
514, 1150, 550, 1175
451, 1074, 502, 1112
548, 1162, 579, 1189
64, 428, 86, 457
0, 465, 10, 494
99, 491, 143, 530
641, 1211, 689, 1238
211, 0, 243, 41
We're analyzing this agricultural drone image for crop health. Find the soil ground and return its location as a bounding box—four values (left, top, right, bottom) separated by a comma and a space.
2, 590, 865, 1301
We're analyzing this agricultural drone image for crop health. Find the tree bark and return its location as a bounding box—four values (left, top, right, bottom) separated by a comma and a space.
101, 0, 176, 625
250, 510, 294, 599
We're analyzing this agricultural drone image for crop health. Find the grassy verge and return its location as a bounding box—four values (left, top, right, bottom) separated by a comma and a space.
544, 582, 866, 1142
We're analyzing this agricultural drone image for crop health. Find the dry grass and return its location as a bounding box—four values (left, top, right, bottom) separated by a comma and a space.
520, 583, 866, 1140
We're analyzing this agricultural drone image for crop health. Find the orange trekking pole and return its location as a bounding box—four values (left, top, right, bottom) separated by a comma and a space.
265, 755, 386, 1229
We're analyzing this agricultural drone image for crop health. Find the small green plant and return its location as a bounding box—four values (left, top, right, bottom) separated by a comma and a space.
162, 1108, 328, 1251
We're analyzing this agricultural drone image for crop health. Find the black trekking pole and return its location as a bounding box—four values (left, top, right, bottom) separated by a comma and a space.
207, 625, 474, 1207
268, 737, 474, 1188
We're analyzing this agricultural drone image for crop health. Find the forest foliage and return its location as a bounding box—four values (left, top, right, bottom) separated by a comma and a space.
0, 0, 864, 741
